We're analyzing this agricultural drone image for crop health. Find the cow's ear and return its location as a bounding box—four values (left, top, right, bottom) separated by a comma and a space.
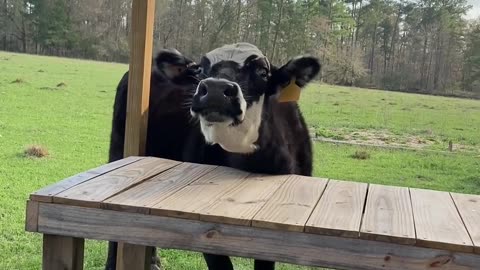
267, 56, 321, 97
154, 49, 200, 82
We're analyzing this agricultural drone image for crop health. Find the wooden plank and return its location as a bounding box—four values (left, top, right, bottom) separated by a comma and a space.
120, 0, 157, 265
197, 174, 289, 226
252, 176, 328, 232
30, 156, 143, 202
25, 200, 39, 232
123, 0, 156, 157
116, 242, 152, 270
305, 180, 368, 237
411, 188, 473, 253
53, 157, 180, 208
38, 203, 480, 270
360, 184, 416, 245
151, 166, 250, 219
42, 234, 84, 270
103, 163, 217, 214
451, 192, 480, 254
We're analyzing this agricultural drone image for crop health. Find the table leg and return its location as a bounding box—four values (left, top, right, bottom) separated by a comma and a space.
116, 242, 154, 270
42, 234, 84, 270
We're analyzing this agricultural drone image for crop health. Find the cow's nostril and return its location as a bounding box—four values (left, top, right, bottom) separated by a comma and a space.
198, 83, 208, 97
224, 84, 238, 97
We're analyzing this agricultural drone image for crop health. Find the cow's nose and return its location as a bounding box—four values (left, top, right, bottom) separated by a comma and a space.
197, 79, 238, 100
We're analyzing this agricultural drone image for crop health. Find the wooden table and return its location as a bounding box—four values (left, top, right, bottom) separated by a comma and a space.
25, 156, 480, 270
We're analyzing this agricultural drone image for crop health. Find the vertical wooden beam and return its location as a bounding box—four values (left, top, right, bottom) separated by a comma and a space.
117, 243, 154, 270
118, 0, 156, 269
25, 200, 39, 232
42, 234, 84, 270
123, 0, 156, 157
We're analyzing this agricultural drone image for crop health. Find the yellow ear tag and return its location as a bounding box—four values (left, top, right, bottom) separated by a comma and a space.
278, 78, 302, 103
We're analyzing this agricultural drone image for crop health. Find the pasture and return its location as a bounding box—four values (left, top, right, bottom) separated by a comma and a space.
0, 51, 479, 269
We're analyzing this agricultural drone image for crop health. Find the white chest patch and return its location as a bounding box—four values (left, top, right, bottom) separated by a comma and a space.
200, 95, 264, 154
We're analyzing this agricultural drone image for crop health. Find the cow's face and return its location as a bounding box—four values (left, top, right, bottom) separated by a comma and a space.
188, 43, 320, 154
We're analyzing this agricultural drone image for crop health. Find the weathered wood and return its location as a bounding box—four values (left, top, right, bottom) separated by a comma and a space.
25, 200, 39, 232
123, 0, 156, 157
119, 0, 157, 264
360, 184, 416, 245
30, 156, 143, 202
103, 163, 217, 214
451, 192, 480, 254
42, 234, 84, 270
53, 157, 179, 208
197, 174, 288, 226
305, 180, 368, 237
151, 167, 250, 219
410, 188, 473, 253
116, 242, 152, 270
37, 203, 480, 270
252, 175, 328, 232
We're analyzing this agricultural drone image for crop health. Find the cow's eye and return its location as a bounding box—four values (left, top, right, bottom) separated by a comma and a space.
257, 68, 268, 79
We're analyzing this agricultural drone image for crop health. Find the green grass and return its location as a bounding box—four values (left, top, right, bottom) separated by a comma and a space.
300, 84, 480, 151
0, 51, 479, 269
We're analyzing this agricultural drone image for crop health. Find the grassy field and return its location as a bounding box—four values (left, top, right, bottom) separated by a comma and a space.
0, 51, 479, 270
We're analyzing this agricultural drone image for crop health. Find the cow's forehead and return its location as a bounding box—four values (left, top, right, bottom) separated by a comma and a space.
204, 42, 266, 67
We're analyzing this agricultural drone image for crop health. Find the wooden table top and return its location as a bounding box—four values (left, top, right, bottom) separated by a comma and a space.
29, 156, 480, 254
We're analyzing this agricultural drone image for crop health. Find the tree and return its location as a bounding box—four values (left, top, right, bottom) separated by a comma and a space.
464, 20, 480, 93
1, 0, 477, 97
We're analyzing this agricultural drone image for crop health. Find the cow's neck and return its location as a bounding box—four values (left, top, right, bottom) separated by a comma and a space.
200, 95, 264, 154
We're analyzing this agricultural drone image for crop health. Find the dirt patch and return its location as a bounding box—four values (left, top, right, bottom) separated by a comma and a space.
24, 145, 49, 158
351, 150, 371, 160
343, 129, 435, 149
56, 82, 67, 88
11, 78, 25, 84
314, 128, 478, 153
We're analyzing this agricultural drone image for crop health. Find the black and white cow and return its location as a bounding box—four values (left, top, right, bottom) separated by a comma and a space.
106, 42, 321, 270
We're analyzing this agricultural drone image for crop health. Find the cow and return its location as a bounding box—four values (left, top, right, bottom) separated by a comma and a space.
106, 42, 321, 270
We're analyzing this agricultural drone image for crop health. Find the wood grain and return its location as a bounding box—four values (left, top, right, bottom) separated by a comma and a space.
53, 157, 179, 208
252, 175, 328, 232
25, 200, 39, 232
119, 0, 157, 264
151, 166, 250, 219
305, 180, 368, 237
103, 163, 217, 213
116, 242, 152, 270
360, 184, 415, 245
42, 234, 84, 270
37, 203, 480, 270
410, 188, 473, 253
30, 156, 143, 202
123, 0, 156, 157
197, 174, 289, 225
451, 192, 480, 254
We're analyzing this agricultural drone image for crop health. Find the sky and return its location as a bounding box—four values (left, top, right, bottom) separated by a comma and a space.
466, 0, 480, 20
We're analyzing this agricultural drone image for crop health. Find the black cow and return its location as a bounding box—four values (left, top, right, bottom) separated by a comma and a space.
106, 42, 321, 270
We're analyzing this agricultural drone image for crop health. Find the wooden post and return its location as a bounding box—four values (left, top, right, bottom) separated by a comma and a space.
42, 235, 84, 270
118, 0, 156, 269
117, 243, 154, 270
123, 0, 156, 157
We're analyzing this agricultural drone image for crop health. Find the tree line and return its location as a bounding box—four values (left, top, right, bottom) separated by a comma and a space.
2, 0, 479, 97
